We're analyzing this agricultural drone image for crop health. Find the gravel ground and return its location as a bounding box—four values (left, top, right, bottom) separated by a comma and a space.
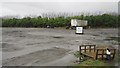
1, 28, 119, 66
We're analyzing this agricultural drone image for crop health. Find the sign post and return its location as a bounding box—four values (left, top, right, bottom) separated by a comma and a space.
76, 26, 84, 34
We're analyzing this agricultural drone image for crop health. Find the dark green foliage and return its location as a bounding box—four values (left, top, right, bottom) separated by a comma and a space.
2, 14, 118, 28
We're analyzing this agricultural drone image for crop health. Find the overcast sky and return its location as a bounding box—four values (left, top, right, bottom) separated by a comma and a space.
0, 0, 119, 2
0, 0, 119, 17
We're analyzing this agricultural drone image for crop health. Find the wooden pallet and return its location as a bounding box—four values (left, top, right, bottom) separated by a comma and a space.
81, 52, 96, 59
79, 45, 116, 60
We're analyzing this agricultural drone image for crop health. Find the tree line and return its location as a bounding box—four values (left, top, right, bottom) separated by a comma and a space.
2, 14, 119, 28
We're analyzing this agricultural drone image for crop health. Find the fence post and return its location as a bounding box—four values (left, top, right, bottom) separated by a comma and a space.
102, 50, 104, 60
89, 45, 91, 52
112, 49, 116, 59
96, 49, 98, 60
94, 45, 96, 52
85, 46, 86, 53
79, 46, 81, 62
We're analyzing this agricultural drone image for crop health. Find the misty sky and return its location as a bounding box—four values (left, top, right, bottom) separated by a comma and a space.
1, 1, 119, 17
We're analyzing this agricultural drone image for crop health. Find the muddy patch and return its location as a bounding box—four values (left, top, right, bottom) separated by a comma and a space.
26, 43, 41, 46
104, 37, 119, 45
2, 42, 23, 52
109, 37, 120, 42
3, 30, 26, 38
2, 47, 70, 66
104, 38, 113, 41
104, 37, 120, 42
92, 34, 100, 36
52, 36, 64, 39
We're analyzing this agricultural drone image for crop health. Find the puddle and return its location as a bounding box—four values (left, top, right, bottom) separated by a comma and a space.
104, 37, 120, 42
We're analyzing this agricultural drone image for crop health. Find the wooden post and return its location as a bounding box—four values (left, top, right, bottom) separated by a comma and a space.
96, 49, 98, 60
79, 46, 81, 62
94, 45, 96, 52
89, 45, 91, 52
85, 46, 86, 53
102, 50, 104, 60
112, 49, 116, 59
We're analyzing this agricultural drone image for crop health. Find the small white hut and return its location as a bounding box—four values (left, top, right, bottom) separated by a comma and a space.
71, 19, 88, 34
71, 19, 88, 27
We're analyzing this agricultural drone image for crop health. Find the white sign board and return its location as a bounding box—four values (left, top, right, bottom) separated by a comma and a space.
76, 27, 83, 34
